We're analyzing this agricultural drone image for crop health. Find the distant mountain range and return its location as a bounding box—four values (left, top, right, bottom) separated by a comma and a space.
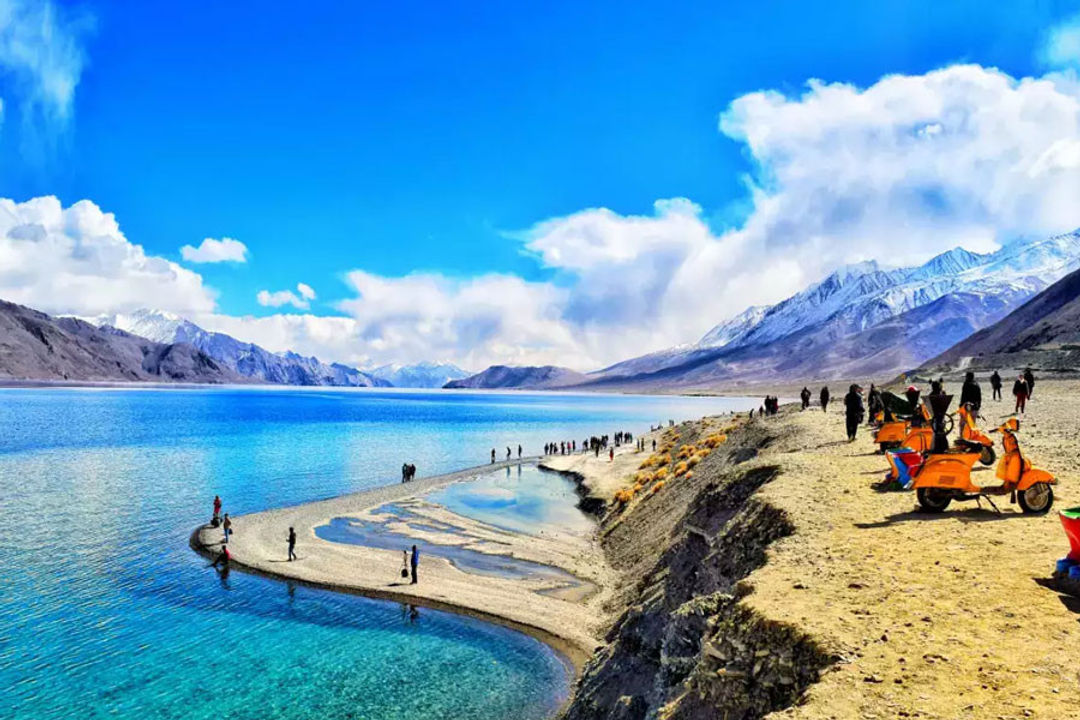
922, 265, 1080, 375
444, 365, 588, 390
88, 309, 391, 388
369, 362, 469, 389
450, 231, 1080, 390
0, 300, 238, 384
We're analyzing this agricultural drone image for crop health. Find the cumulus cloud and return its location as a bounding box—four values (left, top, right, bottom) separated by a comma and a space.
12, 60, 1080, 372
256, 283, 317, 310
180, 237, 248, 264
0, 196, 216, 316
0, 0, 92, 143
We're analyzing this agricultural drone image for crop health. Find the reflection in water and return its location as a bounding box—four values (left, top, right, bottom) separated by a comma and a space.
427, 465, 596, 536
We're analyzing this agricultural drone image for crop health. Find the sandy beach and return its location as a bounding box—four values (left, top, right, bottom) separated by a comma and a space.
553, 380, 1080, 719
193, 457, 616, 667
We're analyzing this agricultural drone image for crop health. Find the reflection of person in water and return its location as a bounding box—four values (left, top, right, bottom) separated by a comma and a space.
409, 605, 419, 623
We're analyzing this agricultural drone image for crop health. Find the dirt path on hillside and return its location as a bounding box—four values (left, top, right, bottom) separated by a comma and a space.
750, 380, 1080, 720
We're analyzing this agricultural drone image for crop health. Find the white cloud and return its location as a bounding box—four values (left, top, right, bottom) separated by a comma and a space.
0, 0, 91, 138
0, 196, 216, 316
12, 60, 1080, 373
1041, 13, 1080, 69
256, 283, 316, 310
180, 237, 248, 264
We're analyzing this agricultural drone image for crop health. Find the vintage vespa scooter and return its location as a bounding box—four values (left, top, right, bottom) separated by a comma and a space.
910, 397, 1055, 514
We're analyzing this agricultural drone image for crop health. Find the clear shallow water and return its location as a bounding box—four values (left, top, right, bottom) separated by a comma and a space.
0, 387, 755, 719
428, 464, 596, 536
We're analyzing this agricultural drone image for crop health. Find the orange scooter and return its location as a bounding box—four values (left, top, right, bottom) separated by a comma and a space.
953, 402, 995, 465
874, 399, 932, 452
912, 418, 1056, 514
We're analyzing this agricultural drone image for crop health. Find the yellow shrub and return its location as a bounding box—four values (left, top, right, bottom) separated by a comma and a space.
673, 461, 689, 476
614, 489, 633, 504
654, 467, 669, 480
684, 471, 693, 479
650, 480, 666, 494
686, 456, 699, 468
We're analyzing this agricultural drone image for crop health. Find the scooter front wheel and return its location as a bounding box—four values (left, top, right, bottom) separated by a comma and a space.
1017, 483, 1054, 514
979, 446, 996, 466
917, 487, 952, 513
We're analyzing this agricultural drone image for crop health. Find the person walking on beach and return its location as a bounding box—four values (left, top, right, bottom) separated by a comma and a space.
800, 387, 811, 410
1013, 375, 1029, 414
222, 514, 232, 544
844, 384, 864, 442
990, 370, 1002, 401
1023, 367, 1035, 399
287, 527, 297, 561
960, 371, 982, 413
490, 448, 495, 464
410, 545, 419, 584
820, 386, 830, 413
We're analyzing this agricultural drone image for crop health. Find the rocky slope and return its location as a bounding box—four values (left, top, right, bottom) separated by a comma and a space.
444, 364, 588, 389
0, 300, 238, 384
89, 309, 388, 387
560, 420, 829, 720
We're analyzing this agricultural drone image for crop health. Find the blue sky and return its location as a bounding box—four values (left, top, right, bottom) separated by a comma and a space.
2, 1, 1080, 369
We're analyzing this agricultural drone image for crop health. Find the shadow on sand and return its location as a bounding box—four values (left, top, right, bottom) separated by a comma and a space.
855, 506, 1029, 529
1034, 578, 1080, 618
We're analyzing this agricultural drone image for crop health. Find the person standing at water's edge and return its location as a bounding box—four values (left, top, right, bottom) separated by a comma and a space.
517, 444, 522, 459
222, 513, 232, 544
490, 448, 495, 464
212, 495, 221, 524
287, 527, 297, 561
410, 544, 419, 584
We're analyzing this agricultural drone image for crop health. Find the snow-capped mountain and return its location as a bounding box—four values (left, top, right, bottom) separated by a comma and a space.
587, 231, 1080, 387
86, 309, 390, 388
368, 362, 469, 388
699, 232, 1080, 353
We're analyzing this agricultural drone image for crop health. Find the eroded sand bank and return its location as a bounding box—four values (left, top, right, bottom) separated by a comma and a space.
193, 457, 615, 666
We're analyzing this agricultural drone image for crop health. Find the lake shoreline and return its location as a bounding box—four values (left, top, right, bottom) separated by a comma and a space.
190, 457, 614, 679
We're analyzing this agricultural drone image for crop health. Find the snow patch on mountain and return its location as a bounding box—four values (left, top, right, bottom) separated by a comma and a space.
86, 309, 389, 387
369, 361, 469, 388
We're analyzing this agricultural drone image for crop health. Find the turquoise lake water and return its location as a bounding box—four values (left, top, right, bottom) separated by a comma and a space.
0, 387, 755, 719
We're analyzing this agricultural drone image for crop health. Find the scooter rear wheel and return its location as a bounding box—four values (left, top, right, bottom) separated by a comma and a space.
916, 487, 953, 513
979, 446, 996, 466
1017, 483, 1053, 514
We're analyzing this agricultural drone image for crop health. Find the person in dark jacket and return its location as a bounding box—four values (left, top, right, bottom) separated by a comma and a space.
1023, 367, 1035, 399
800, 387, 811, 410
820, 386, 830, 413
1013, 375, 1029, 414
959, 371, 982, 412
990, 370, 1002, 401
844, 384, 864, 441
866, 384, 882, 425
410, 544, 419, 584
